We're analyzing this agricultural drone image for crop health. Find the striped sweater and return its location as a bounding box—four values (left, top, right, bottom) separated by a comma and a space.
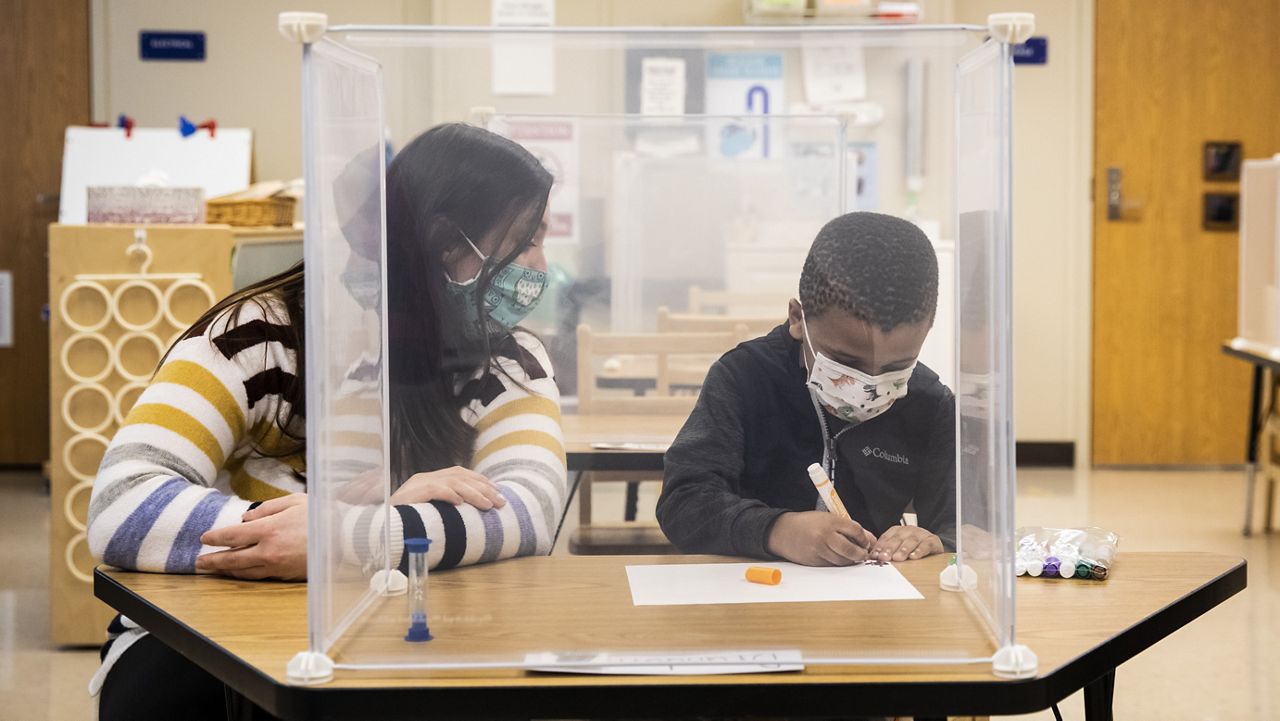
87, 296, 567, 574
87, 297, 567, 695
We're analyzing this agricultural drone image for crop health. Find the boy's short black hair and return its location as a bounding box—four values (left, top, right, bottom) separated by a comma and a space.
798, 211, 938, 331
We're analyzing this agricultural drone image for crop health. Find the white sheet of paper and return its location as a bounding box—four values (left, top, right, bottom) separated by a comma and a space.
491, 0, 555, 96
625, 562, 923, 606
589, 441, 669, 451
525, 650, 803, 675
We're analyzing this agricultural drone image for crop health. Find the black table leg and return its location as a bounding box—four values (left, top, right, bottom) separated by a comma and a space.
624, 480, 640, 522
1083, 669, 1116, 721
224, 685, 277, 720
1245, 365, 1264, 536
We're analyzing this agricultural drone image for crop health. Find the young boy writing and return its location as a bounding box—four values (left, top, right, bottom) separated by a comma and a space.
657, 211, 955, 566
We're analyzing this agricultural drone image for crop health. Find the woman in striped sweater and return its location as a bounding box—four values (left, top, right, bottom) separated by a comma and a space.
89, 123, 566, 720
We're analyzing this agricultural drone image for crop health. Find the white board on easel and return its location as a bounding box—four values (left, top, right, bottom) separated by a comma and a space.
58, 126, 253, 224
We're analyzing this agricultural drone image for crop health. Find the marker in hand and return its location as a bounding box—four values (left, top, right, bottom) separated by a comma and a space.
807, 463, 851, 520
806, 463, 880, 565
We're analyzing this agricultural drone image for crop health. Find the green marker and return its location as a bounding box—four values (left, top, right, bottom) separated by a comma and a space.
1075, 561, 1092, 579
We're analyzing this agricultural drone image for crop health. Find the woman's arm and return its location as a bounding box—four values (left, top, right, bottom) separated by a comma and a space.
347, 334, 567, 572
87, 304, 298, 572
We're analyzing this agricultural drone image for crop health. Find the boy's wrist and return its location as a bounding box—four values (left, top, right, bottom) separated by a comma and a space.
763, 511, 795, 559
733, 506, 790, 560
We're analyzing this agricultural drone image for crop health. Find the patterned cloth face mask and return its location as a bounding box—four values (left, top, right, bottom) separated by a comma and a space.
801, 311, 914, 424
444, 228, 548, 338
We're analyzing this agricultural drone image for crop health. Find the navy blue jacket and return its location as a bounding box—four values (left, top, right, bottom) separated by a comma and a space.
657, 324, 957, 558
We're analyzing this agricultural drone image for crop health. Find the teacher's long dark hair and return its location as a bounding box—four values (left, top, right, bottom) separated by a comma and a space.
386, 123, 553, 481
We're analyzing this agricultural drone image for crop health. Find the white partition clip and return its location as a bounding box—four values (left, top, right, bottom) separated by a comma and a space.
939, 559, 978, 592
992, 643, 1039, 679
987, 13, 1035, 45
287, 651, 335, 685
279, 12, 329, 45
369, 568, 408, 597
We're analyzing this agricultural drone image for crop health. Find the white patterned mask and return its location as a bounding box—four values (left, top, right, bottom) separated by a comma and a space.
801, 312, 914, 424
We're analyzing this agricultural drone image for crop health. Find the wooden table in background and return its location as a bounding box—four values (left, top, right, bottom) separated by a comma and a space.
1222, 341, 1280, 535
96, 552, 1245, 721
561, 413, 686, 472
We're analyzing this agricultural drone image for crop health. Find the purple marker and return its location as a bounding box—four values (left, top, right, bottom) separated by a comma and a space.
1043, 556, 1061, 577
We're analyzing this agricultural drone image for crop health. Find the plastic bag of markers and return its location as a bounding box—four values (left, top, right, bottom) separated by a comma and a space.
1014, 526, 1119, 581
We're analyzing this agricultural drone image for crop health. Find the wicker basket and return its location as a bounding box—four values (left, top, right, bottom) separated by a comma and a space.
206, 195, 296, 227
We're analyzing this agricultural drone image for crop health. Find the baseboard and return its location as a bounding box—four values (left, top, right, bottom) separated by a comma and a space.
1015, 442, 1075, 468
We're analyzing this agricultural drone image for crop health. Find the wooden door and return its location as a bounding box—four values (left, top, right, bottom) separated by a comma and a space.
0, 0, 90, 465
1093, 0, 1280, 464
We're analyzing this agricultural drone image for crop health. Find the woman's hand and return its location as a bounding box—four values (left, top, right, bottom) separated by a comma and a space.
196, 494, 308, 581
391, 466, 507, 511
336, 467, 387, 505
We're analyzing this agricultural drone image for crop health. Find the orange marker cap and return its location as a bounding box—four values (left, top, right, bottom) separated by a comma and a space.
746, 566, 782, 585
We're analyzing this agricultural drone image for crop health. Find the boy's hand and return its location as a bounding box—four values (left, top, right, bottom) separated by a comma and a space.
869, 525, 944, 563
766, 511, 876, 566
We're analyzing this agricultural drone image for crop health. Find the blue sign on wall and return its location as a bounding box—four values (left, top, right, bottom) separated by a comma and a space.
140, 31, 206, 61
1012, 36, 1048, 65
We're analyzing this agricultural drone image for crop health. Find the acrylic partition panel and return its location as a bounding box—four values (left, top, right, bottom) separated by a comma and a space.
954, 38, 1016, 651
1236, 159, 1280, 352
301, 23, 1018, 673
303, 39, 392, 657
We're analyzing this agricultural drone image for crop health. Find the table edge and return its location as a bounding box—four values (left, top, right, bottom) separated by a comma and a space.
94, 555, 1247, 720
94, 570, 293, 715
1222, 341, 1280, 371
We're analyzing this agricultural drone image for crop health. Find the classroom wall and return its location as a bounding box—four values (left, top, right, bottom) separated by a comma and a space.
90, 0, 436, 182
91, 0, 1092, 454
942, 0, 1094, 453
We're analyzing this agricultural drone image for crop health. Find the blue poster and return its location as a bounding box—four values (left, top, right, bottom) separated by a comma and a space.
705, 52, 785, 159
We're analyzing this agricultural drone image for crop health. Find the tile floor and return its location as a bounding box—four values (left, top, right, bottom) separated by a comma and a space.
2, 466, 1274, 720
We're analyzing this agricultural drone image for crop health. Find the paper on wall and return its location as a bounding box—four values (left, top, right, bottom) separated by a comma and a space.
625, 562, 924, 606
802, 43, 867, 104
641, 57, 687, 115
704, 52, 785, 159
492, 0, 554, 26
491, 0, 555, 96
502, 118, 579, 245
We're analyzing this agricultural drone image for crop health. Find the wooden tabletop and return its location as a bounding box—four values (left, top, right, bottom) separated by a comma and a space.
561, 413, 687, 471
96, 552, 1244, 719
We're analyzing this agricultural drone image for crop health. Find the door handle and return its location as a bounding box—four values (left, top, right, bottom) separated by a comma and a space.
35, 192, 60, 215
1105, 168, 1143, 221
1106, 168, 1123, 220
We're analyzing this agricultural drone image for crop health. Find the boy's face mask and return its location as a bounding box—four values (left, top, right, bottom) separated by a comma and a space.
801, 311, 915, 424
444, 229, 548, 338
